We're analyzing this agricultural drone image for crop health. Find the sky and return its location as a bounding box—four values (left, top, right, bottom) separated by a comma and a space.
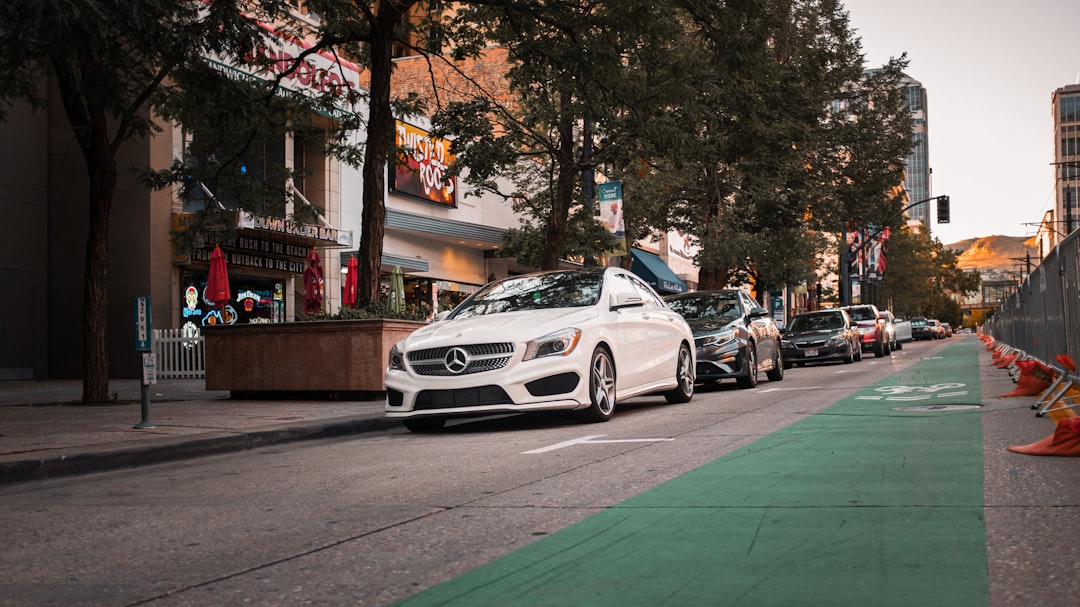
841, 0, 1080, 244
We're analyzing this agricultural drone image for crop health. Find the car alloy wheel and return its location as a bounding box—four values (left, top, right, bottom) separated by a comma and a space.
736, 344, 758, 389
766, 344, 784, 382
665, 343, 695, 403
578, 347, 616, 423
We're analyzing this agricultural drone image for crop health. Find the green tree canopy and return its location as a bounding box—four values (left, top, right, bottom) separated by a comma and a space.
877, 224, 981, 324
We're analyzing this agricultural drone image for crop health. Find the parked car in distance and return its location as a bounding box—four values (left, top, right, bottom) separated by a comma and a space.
664, 289, 783, 389
385, 267, 696, 432
927, 319, 946, 339
941, 322, 953, 337
878, 309, 902, 351
892, 315, 912, 346
841, 304, 889, 357
780, 308, 861, 368
910, 317, 933, 340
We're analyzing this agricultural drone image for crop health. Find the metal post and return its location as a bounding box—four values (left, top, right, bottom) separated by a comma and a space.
134, 380, 155, 429
582, 114, 596, 267
133, 296, 156, 429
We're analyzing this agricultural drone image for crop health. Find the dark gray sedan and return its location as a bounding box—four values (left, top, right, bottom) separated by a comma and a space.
780, 309, 861, 368
664, 289, 783, 389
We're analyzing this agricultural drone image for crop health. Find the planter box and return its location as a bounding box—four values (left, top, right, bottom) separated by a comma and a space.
204, 319, 425, 399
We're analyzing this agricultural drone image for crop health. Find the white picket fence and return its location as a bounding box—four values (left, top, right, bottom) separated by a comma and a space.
152, 328, 206, 379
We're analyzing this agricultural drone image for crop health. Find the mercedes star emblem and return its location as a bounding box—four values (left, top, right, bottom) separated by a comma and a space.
444, 347, 470, 374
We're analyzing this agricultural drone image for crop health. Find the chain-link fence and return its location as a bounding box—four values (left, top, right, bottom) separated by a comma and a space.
984, 231, 1079, 367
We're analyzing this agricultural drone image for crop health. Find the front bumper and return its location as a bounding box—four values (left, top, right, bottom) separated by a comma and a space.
694, 338, 746, 380
384, 348, 591, 419
782, 342, 849, 364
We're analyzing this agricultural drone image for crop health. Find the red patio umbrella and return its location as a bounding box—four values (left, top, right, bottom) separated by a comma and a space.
342, 255, 359, 307
303, 247, 324, 313
206, 245, 231, 310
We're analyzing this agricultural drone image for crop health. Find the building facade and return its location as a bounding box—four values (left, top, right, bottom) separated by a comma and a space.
900, 73, 932, 226
0, 11, 360, 381
1053, 83, 1080, 243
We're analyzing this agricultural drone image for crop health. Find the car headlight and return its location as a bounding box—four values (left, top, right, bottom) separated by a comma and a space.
702, 329, 736, 347
388, 344, 404, 370
828, 334, 846, 345
858, 326, 874, 335
780, 339, 792, 347
523, 328, 582, 361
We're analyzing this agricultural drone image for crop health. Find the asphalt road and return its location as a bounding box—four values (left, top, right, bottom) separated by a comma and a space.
1, 337, 1073, 606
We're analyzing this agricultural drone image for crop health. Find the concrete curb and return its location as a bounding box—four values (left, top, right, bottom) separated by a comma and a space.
0, 415, 400, 486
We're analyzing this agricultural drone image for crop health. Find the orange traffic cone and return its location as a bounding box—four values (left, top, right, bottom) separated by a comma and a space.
994, 353, 1017, 369
1056, 354, 1076, 373
1001, 359, 1054, 397
1007, 417, 1080, 456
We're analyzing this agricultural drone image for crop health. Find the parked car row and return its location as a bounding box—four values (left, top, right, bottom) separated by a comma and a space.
384, 268, 933, 433
910, 316, 951, 340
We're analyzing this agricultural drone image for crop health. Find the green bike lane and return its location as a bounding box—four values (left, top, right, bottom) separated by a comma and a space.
398, 341, 987, 607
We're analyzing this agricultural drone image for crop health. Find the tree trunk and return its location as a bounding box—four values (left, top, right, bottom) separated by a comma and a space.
357, 19, 396, 303
541, 89, 577, 270
81, 115, 116, 405
697, 187, 731, 289
697, 267, 730, 290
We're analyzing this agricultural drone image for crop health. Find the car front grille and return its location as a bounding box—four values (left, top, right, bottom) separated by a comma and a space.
414, 385, 512, 410
407, 343, 516, 376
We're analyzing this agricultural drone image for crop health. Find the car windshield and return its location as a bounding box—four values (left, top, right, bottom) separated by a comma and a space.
450, 271, 603, 319
666, 293, 742, 320
912, 318, 927, 326
846, 307, 875, 321
789, 313, 843, 331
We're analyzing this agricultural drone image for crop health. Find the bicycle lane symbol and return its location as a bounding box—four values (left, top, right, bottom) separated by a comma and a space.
855, 382, 969, 402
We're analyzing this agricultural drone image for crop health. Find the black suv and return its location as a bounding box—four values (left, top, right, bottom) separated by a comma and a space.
910, 317, 932, 340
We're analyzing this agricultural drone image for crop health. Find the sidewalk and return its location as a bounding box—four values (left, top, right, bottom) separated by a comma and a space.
0, 378, 395, 484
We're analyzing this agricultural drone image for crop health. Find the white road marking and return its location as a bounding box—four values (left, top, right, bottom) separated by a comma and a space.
757, 387, 822, 393
523, 434, 674, 454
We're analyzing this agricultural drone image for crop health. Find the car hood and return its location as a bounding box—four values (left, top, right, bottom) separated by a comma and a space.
784, 328, 843, 340
685, 317, 738, 334
398, 307, 601, 349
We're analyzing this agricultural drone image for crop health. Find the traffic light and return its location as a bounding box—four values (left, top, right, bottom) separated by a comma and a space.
937, 196, 950, 224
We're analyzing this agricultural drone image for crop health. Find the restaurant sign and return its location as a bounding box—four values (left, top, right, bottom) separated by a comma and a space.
392, 121, 457, 207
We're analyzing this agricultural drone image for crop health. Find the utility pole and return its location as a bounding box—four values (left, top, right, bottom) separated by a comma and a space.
839, 194, 950, 306
581, 113, 596, 267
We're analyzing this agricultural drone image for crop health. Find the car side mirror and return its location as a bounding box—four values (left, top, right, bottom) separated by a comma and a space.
748, 307, 770, 319
611, 292, 644, 310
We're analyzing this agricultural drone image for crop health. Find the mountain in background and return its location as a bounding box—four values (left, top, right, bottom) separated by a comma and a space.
946, 235, 1039, 279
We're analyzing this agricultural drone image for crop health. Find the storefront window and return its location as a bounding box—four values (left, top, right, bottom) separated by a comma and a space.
434, 280, 479, 315
180, 270, 285, 327
379, 273, 436, 319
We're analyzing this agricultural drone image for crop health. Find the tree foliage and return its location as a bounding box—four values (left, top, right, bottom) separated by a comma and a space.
0, 0, 933, 402
877, 225, 981, 324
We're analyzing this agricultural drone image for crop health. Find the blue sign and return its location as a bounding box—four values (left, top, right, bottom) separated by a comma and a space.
134, 296, 152, 351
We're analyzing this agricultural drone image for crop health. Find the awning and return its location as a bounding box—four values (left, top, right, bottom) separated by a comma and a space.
630, 249, 687, 295
338, 252, 430, 273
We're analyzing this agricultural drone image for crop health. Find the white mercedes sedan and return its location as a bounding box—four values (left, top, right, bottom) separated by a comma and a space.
385, 267, 695, 432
